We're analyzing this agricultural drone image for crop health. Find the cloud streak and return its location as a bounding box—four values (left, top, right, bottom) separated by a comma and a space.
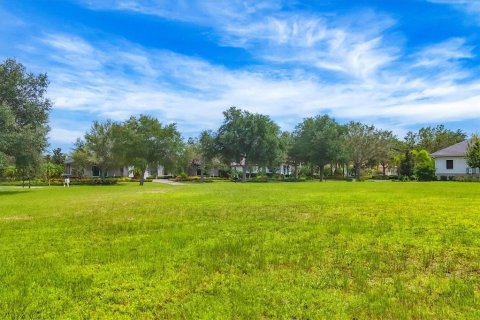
3, 0, 480, 148
35, 31, 480, 145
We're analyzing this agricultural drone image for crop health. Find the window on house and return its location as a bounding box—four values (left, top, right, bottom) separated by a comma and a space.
92, 166, 100, 177
446, 160, 453, 170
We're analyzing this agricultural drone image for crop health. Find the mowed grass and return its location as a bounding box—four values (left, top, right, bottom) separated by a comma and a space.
0, 181, 479, 319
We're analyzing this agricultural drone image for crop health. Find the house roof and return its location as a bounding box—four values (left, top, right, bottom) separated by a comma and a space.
64, 157, 74, 164
431, 140, 468, 158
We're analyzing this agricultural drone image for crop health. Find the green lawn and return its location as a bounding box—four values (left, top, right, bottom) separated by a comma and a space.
0, 181, 479, 319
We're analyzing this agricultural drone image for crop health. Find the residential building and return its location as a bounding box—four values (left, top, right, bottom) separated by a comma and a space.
431, 141, 478, 179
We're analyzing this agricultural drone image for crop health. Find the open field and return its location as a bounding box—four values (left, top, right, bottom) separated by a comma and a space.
0, 181, 479, 319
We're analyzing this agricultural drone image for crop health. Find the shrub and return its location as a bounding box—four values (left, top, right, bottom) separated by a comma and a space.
0, 178, 119, 186
70, 178, 119, 185
415, 165, 436, 181
174, 175, 212, 182
452, 175, 480, 182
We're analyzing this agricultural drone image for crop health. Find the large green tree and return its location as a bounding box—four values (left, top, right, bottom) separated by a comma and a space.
412, 149, 436, 181
114, 115, 182, 185
292, 115, 343, 181
198, 130, 220, 181
465, 135, 480, 170
372, 130, 398, 177
0, 59, 51, 182
77, 120, 118, 177
215, 107, 282, 182
405, 125, 466, 153
51, 148, 66, 165
346, 122, 389, 179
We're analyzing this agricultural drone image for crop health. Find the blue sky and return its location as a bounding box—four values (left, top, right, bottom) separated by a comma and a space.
1, 0, 480, 152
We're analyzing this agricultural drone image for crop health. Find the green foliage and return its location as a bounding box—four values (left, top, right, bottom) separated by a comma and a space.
216, 107, 282, 182
113, 115, 182, 185
71, 139, 90, 177
415, 165, 436, 181
174, 175, 213, 182
399, 150, 415, 178
291, 115, 344, 180
411, 149, 436, 181
0, 165, 16, 180
0, 177, 119, 186
41, 162, 64, 185
465, 135, 480, 169
451, 175, 480, 182
0, 59, 51, 177
81, 120, 118, 177
63, 178, 119, 185
50, 148, 66, 165
346, 122, 394, 179
405, 125, 466, 153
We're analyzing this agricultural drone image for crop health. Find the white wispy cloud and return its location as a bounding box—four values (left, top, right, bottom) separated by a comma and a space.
32, 31, 479, 144
427, 0, 480, 22
74, 1, 398, 81
4, 0, 480, 148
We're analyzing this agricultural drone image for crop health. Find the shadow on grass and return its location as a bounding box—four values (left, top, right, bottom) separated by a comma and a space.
0, 188, 32, 196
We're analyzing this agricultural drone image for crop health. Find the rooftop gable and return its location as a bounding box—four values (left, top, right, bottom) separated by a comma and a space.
431, 140, 468, 158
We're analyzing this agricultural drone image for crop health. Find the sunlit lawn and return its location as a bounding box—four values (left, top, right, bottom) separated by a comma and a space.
0, 181, 479, 319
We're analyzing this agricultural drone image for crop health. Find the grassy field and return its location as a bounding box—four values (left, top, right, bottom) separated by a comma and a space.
0, 181, 479, 319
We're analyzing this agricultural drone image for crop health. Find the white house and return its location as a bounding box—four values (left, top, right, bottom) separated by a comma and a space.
64, 158, 169, 179
430, 141, 478, 179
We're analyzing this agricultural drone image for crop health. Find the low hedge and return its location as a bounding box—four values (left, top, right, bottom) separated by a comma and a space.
47, 178, 119, 185
0, 178, 119, 186
449, 176, 480, 182
126, 178, 153, 183
174, 176, 214, 182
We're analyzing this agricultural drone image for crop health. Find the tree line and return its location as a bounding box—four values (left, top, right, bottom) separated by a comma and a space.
1, 58, 474, 185
70, 106, 468, 183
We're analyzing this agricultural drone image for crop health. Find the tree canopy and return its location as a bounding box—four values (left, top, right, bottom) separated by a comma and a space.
113, 115, 182, 185
465, 135, 480, 170
405, 125, 466, 153
0, 59, 51, 186
215, 107, 282, 182
292, 115, 343, 180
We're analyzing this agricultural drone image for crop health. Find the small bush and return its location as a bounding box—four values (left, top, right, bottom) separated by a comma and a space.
415, 165, 436, 181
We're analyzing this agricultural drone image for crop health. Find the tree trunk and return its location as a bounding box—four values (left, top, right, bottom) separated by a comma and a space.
294, 163, 298, 179
319, 165, 325, 181
355, 162, 361, 180
139, 170, 145, 186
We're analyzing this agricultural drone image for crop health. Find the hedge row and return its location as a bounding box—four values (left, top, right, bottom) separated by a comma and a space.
0, 178, 119, 186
